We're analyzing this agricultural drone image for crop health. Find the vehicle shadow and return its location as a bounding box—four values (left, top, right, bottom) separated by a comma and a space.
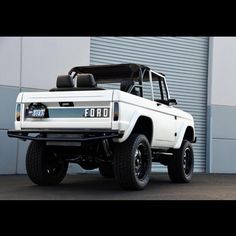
0, 173, 203, 200
25, 173, 172, 192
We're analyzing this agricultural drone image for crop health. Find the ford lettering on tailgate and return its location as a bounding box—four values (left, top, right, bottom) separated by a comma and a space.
84, 108, 109, 118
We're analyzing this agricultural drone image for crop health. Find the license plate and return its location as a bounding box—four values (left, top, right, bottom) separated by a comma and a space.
31, 109, 45, 118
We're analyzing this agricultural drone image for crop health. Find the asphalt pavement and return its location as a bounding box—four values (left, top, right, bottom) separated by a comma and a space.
0, 173, 236, 200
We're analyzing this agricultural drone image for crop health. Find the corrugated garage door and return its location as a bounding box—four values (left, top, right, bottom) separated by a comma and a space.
90, 37, 209, 172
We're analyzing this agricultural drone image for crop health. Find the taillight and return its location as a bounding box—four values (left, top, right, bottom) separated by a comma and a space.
16, 103, 21, 121
113, 102, 119, 121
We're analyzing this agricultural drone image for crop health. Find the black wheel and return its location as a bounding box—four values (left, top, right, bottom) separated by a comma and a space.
99, 162, 114, 178
26, 141, 68, 185
114, 134, 152, 190
167, 140, 194, 183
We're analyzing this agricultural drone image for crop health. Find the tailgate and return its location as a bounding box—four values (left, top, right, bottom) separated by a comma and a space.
20, 90, 114, 129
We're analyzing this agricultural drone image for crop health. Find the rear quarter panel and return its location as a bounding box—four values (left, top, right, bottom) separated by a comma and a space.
113, 90, 195, 149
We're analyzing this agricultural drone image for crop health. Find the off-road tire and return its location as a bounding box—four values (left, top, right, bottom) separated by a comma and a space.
26, 141, 68, 185
167, 140, 194, 183
114, 134, 152, 190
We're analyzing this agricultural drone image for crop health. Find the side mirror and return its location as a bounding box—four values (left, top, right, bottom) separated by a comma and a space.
168, 99, 177, 106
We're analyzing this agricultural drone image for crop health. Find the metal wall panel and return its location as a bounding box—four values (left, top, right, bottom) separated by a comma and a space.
210, 104, 236, 173
0, 130, 17, 174
0, 86, 20, 129
0, 37, 21, 87
90, 37, 209, 172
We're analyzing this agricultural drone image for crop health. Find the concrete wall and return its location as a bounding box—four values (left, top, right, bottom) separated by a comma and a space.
21, 37, 90, 90
207, 37, 236, 173
0, 37, 90, 174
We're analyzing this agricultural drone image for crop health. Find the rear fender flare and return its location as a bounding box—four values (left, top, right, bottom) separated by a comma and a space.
113, 111, 141, 143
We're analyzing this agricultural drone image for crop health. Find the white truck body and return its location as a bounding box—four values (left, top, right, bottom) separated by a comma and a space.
15, 88, 194, 149
8, 63, 196, 190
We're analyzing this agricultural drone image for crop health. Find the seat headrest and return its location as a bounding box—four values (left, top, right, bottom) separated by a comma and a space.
120, 80, 134, 92
57, 75, 74, 88
77, 74, 96, 87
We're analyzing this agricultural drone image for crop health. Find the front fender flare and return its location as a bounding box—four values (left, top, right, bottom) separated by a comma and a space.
173, 124, 194, 149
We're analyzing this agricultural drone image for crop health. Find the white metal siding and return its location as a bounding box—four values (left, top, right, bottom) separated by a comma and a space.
90, 37, 209, 172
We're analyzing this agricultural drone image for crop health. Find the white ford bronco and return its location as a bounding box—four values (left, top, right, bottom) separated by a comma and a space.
8, 64, 196, 190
